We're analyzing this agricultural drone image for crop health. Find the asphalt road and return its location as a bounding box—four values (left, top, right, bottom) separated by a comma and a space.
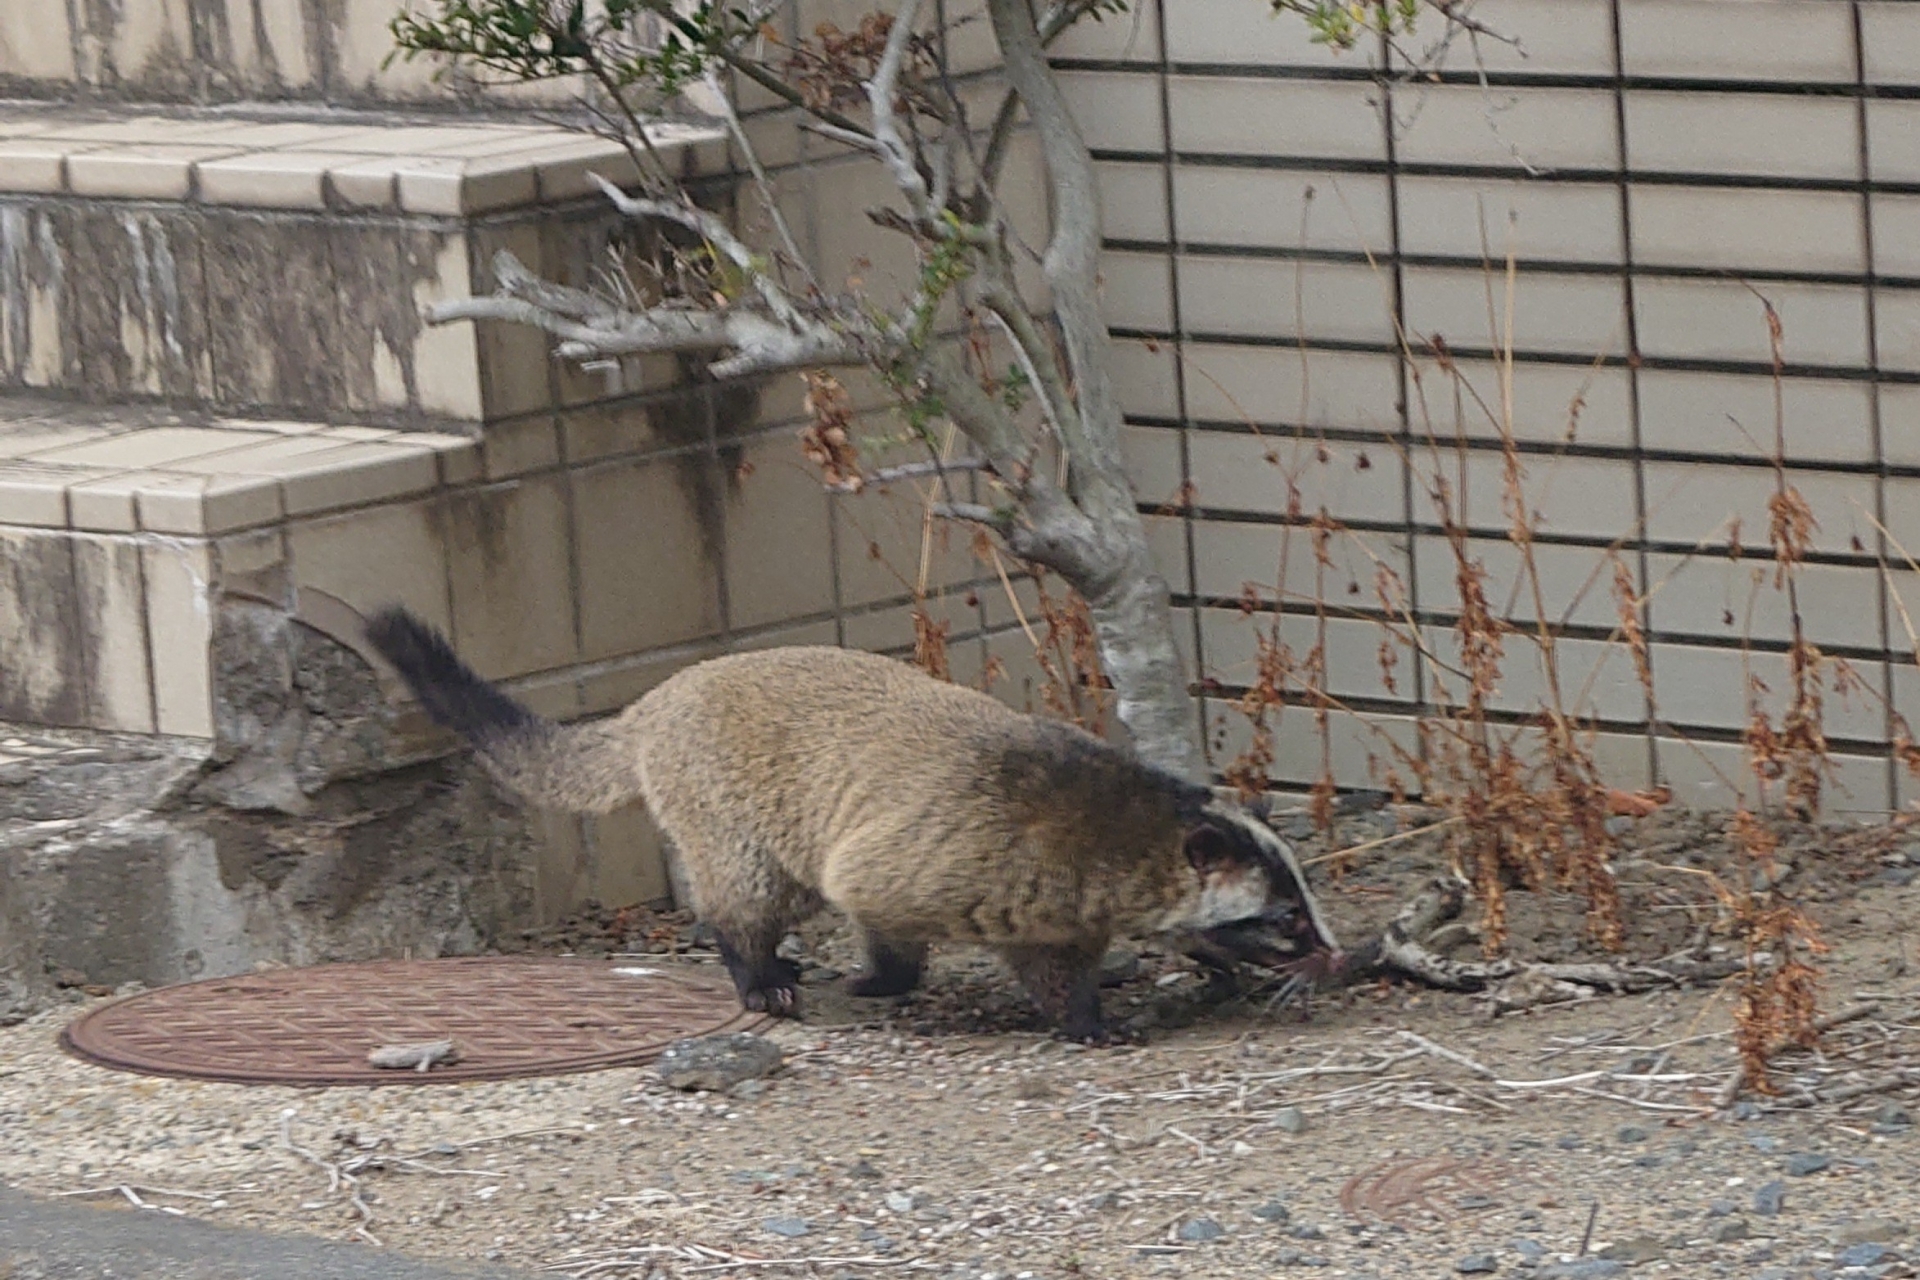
0, 1184, 535, 1280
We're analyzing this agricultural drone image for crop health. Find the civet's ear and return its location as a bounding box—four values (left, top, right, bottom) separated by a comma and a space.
1183, 823, 1236, 875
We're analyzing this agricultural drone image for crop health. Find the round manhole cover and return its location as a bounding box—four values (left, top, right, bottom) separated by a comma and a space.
60, 957, 768, 1086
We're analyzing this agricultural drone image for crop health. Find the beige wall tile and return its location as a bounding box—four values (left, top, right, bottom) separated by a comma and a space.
1878, 476, 1920, 564
1175, 167, 1390, 256
30, 426, 278, 468
70, 533, 155, 734
1412, 534, 1628, 632
481, 416, 561, 480
1099, 162, 1169, 243
0, 142, 77, 193
1637, 370, 1875, 464
198, 150, 363, 209
1620, 0, 1854, 81
1420, 358, 1636, 449
445, 473, 578, 681
1398, 177, 1624, 265
68, 145, 242, 200
1200, 610, 1404, 703
288, 498, 453, 640
1635, 278, 1868, 366
1413, 0, 1614, 76
573, 455, 725, 660
143, 537, 215, 738
1120, 424, 1184, 508
1871, 194, 1920, 277
1178, 256, 1394, 345
0, 6, 75, 80
1876, 386, 1920, 468
833, 482, 982, 608
1869, 101, 1920, 182
135, 473, 283, 536
1394, 87, 1615, 171
560, 398, 673, 465
66, 472, 144, 533
470, 222, 554, 420
1652, 643, 1886, 746
0, 462, 81, 527
1642, 462, 1875, 557
1627, 93, 1857, 180
1191, 514, 1407, 601
1167, 2, 1379, 67
574, 642, 725, 719
1647, 554, 1884, 655
277, 443, 441, 517
1416, 449, 1638, 541
1189, 431, 1404, 523
1111, 337, 1181, 420
1171, 78, 1384, 161
1863, 2, 1920, 87
406, 233, 486, 420
1402, 268, 1628, 360
721, 434, 835, 631
1180, 342, 1401, 432
1631, 186, 1864, 275
1100, 251, 1173, 332
1873, 286, 1920, 376
1057, 71, 1171, 154
0, 527, 85, 726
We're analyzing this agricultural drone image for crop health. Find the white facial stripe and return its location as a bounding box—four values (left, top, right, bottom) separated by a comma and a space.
1208, 805, 1342, 953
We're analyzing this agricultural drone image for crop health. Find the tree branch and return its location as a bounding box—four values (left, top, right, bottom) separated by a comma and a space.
978, 0, 1100, 195
867, 0, 934, 225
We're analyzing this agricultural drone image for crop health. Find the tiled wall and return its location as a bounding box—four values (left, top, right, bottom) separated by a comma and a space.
1030, 0, 1920, 813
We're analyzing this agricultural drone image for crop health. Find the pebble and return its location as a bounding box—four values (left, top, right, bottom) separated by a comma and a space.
1784, 1153, 1831, 1176
1274, 1249, 1330, 1267
1833, 1219, 1904, 1246
885, 1191, 918, 1213
1708, 1199, 1737, 1218
1755, 1181, 1788, 1216
1616, 1126, 1650, 1143
1597, 1235, 1664, 1264
1273, 1107, 1309, 1134
1178, 1217, 1226, 1242
1252, 1199, 1292, 1223
846, 1159, 881, 1180
1708, 1218, 1750, 1243
656, 1034, 783, 1093
1510, 1239, 1547, 1262
762, 1217, 810, 1238
1456, 1253, 1498, 1273
1537, 1262, 1624, 1279
1837, 1242, 1891, 1268
729, 1079, 769, 1101
1291, 1223, 1326, 1240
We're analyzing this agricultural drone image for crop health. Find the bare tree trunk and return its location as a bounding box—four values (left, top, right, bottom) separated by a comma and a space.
982, 0, 1206, 782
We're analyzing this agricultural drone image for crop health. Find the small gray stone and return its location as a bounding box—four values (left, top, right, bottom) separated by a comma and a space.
1708, 1218, 1750, 1243
1275, 1250, 1330, 1268
1784, 1152, 1831, 1176
762, 1217, 810, 1238
1099, 946, 1141, 986
1833, 1218, 1905, 1246
1883, 866, 1919, 888
1598, 1235, 1665, 1264
846, 1159, 881, 1180
1085, 1191, 1122, 1212
1708, 1199, 1737, 1218
1754, 1181, 1788, 1216
1733, 1101, 1762, 1121
1537, 1262, 1624, 1279
1837, 1242, 1891, 1268
1749, 1135, 1780, 1153
1273, 1106, 1309, 1134
1616, 1126, 1650, 1144
1510, 1239, 1546, 1262
1457, 1253, 1499, 1274
1873, 1103, 1913, 1128
1178, 1217, 1226, 1242
1291, 1223, 1326, 1240
1252, 1199, 1292, 1223
884, 1191, 920, 1213
656, 1034, 782, 1093
729, 1078, 769, 1101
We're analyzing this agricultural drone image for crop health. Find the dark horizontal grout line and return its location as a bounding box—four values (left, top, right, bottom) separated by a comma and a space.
1156, 508, 1892, 571
1107, 326, 1920, 385
1176, 591, 1904, 665
1054, 56, 1920, 100
1106, 238, 1920, 292
1090, 148, 1920, 195
1120, 415, 1912, 479
1193, 679, 1898, 755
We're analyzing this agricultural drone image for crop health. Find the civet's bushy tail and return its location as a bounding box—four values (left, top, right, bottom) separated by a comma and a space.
363, 606, 644, 814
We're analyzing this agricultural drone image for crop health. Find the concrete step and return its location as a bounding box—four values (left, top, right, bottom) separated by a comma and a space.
0, 102, 724, 422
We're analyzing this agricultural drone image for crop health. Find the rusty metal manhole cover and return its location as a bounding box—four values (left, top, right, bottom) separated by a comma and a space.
60, 956, 768, 1087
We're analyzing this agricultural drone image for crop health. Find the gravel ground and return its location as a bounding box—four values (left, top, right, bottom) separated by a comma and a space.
4, 807, 1920, 1280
